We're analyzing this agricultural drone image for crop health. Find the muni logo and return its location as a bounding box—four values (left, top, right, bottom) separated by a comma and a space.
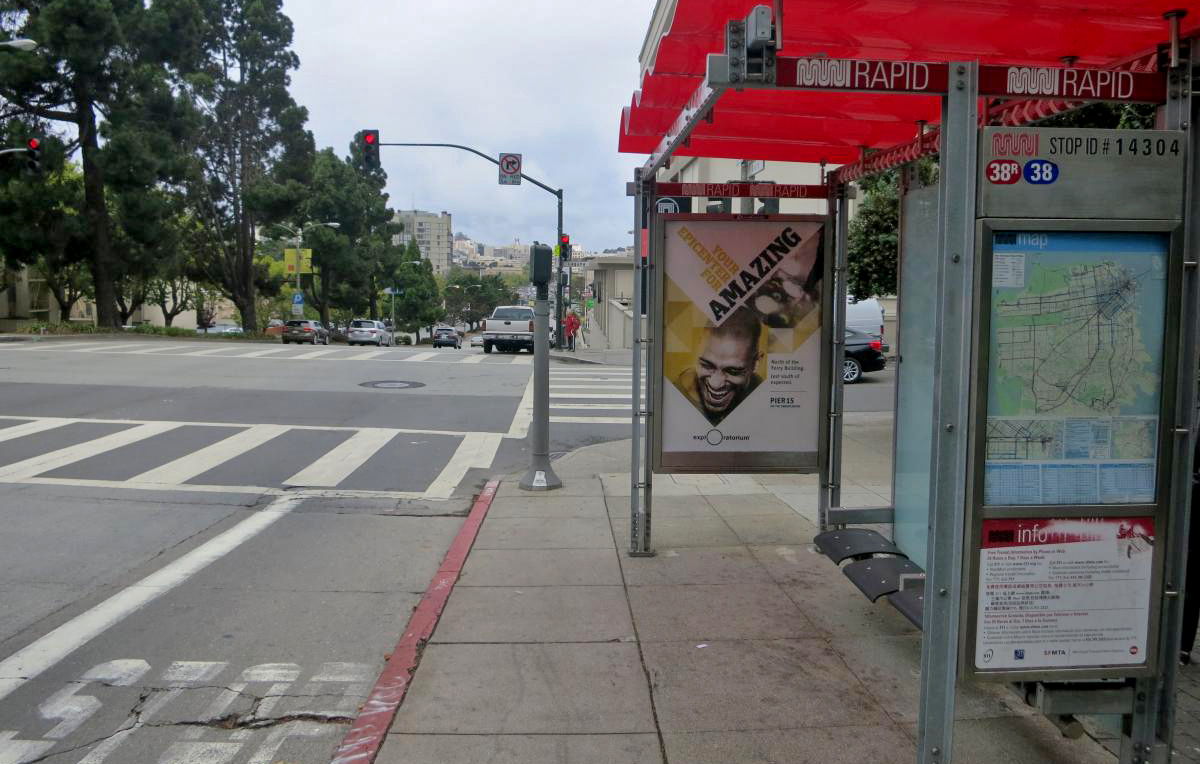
1007, 66, 1059, 96
992, 132, 1040, 157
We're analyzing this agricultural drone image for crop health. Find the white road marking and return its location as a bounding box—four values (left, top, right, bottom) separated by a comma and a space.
162, 661, 227, 684
0, 421, 180, 481
76, 687, 182, 764
506, 373, 535, 438
244, 723, 327, 764
130, 424, 289, 485
0, 493, 306, 703
77, 343, 146, 353
423, 432, 503, 499
291, 347, 338, 359
176, 346, 230, 357
127, 344, 190, 355
0, 417, 73, 443
346, 349, 389, 360
551, 416, 630, 424
0, 414, 471, 438
405, 351, 436, 362
82, 659, 152, 685
549, 392, 630, 399
0, 731, 53, 764
459, 354, 487, 363
550, 403, 633, 410
238, 347, 289, 358
0, 476, 427, 500
11, 341, 94, 351
551, 384, 631, 390
283, 428, 396, 487
157, 741, 241, 763
509, 355, 532, 365
39, 683, 101, 739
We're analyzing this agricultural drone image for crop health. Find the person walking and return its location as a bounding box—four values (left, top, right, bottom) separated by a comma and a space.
564, 311, 580, 352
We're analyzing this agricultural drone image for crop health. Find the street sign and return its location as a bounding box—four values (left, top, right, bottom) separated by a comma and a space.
498, 153, 522, 185
283, 248, 313, 274
291, 291, 304, 317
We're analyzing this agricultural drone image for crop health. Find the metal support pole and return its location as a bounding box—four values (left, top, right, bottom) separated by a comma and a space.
557, 192, 565, 349
629, 169, 654, 556
917, 62, 978, 764
1123, 34, 1194, 764
520, 277, 561, 491
824, 188, 850, 528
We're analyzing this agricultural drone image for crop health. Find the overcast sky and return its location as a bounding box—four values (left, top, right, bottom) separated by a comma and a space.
282, 0, 651, 253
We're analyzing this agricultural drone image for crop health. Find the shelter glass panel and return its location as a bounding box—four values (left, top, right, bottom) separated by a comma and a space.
893, 183, 940, 566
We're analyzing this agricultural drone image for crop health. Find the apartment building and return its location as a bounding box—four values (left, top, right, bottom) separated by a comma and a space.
393, 210, 453, 274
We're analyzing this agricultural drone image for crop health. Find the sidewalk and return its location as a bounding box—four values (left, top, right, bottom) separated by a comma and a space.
373, 413, 1138, 764
550, 316, 637, 366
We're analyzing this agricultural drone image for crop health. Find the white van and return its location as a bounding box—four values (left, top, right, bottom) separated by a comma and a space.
845, 296, 884, 338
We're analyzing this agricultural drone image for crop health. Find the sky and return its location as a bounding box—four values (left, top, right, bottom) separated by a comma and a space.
282, 0, 652, 253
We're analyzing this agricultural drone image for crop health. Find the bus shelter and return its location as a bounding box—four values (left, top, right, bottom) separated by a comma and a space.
618, 3, 1200, 763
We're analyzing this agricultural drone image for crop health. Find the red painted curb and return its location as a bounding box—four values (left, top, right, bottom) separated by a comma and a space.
329, 479, 500, 764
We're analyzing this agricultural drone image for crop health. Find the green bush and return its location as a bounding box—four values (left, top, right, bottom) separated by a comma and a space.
127, 324, 196, 337
16, 322, 107, 335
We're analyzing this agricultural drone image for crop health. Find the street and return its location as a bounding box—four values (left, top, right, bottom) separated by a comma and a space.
0, 336, 894, 764
0, 337, 640, 764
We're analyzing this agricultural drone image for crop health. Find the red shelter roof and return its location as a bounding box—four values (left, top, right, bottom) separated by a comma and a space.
619, 1, 1199, 166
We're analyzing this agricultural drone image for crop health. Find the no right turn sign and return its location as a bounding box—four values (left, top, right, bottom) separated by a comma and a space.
499, 153, 521, 185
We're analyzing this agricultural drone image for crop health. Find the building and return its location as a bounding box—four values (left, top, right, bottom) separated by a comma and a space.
393, 210, 453, 274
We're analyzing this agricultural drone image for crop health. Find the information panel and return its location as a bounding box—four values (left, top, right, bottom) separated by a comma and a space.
983, 231, 1167, 506
975, 516, 1154, 670
654, 216, 825, 472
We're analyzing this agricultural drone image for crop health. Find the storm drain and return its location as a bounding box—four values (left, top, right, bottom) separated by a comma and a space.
359, 380, 426, 390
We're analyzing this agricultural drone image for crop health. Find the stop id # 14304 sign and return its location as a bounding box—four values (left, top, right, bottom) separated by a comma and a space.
654, 216, 827, 473
975, 516, 1154, 672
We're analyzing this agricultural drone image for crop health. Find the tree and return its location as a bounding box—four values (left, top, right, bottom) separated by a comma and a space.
393, 238, 442, 339
0, 0, 205, 327
185, 0, 314, 331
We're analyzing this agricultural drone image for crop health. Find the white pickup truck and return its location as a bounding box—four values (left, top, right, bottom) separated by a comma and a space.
482, 305, 535, 354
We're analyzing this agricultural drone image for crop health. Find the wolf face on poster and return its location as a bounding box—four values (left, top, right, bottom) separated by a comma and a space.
658, 216, 825, 471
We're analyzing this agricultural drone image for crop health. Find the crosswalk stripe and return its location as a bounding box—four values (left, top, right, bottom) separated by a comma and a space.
551, 384, 632, 390
549, 393, 630, 399
423, 432, 503, 499
0, 418, 74, 443
346, 350, 389, 360
282, 428, 397, 487
405, 351, 437, 362
239, 347, 290, 358
551, 416, 629, 424
291, 347, 338, 359
177, 346, 229, 357
18, 342, 94, 351
128, 344, 190, 355
78, 343, 146, 353
550, 403, 632, 410
0, 422, 181, 481
129, 424, 291, 485
459, 354, 487, 363
509, 355, 532, 365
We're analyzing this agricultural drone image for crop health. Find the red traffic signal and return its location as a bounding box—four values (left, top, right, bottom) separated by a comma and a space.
559, 233, 572, 260
27, 138, 39, 150
25, 137, 42, 173
361, 129, 380, 169
560, 234, 569, 245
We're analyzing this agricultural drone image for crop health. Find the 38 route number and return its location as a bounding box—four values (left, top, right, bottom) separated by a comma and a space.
986, 159, 1021, 184
1023, 159, 1059, 184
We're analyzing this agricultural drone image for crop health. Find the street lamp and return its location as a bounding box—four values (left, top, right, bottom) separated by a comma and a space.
0, 39, 37, 52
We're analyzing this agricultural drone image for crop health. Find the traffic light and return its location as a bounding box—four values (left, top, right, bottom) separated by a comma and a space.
361, 129, 380, 169
559, 233, 571, 260
25, 138, 41, 174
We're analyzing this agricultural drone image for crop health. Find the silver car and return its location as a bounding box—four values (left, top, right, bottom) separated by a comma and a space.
347, 319, 393, 346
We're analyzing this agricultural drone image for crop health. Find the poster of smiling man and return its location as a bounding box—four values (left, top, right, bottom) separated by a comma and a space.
654, 215, 829, 473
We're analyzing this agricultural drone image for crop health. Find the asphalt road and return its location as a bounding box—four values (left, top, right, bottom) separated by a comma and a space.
0, 336, 893, 764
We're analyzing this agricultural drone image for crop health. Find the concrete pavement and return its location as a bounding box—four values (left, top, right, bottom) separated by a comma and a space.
372, 413, 1129, 764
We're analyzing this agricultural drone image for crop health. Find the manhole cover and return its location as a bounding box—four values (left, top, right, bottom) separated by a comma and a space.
359, 380, 426, 390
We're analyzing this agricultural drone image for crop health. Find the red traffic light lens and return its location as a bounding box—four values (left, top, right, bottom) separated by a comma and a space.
364, 133, 376, 144
560, 234, 569, 244
27, 138, 39, 150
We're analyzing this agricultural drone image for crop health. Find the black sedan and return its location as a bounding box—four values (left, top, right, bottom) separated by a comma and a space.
843, 328, 888, 383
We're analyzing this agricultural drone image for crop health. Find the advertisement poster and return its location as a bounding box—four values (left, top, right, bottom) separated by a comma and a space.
975, 516, 1154, 671
656, 217, 825, 472
984, 231, 1167, 506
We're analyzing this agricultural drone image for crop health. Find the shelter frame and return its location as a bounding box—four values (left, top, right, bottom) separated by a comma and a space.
627, 19, 1200, 764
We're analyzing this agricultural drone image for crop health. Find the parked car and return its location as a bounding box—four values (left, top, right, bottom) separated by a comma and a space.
469, 335, 484, 347
432, 327, 461, 349
282, 319, 330, 345
347, 319, 393, 346
265, 319, 285, 336
842, 327, 888, 383
846, 295, 885, 338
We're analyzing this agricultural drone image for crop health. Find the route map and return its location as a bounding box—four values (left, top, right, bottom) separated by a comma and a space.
984, 231, 1167, 506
